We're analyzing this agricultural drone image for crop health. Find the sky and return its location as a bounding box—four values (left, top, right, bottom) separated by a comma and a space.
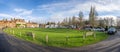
0, 0, 120, 23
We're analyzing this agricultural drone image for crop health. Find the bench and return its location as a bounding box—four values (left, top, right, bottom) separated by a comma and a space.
83, 31, 96, 39
86, 32, 94, 36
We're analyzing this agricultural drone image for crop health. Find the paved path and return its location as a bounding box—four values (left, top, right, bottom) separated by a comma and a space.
1, 30, 120, 52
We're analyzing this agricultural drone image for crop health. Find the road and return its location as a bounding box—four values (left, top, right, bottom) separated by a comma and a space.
0, 30, 120, 52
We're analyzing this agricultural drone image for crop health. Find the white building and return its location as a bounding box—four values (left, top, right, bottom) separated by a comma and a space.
45, 24, 59, 28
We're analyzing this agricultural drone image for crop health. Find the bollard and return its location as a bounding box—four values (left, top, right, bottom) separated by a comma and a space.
46, 35, 48, 43
20, 32, 21, 37
83, 34, 86, 39
66, 36, 69, 41
13, 30, 14, 34
32, 33, 35, 40
66, 36, 69, 44
83, 32, 86, 39
93, 32, 96, 39
10, 30, 12, 33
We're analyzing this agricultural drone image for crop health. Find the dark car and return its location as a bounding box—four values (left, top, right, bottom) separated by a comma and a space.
107, 27, 117, 35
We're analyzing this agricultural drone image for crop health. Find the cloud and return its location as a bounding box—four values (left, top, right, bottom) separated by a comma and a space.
36, 0, 120, 22
24, 16, 48, 24
0, 13, 47, 24
0, 13, 13, 18
0, 13, 26, 20
2, 0, 119, 23
14, 8, 24, 12
14, 8, 33, 15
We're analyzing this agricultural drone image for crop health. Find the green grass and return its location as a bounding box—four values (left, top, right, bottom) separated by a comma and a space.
4, 28, 108, 48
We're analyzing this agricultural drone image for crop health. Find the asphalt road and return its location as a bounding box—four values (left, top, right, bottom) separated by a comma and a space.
1, 30, 120, 52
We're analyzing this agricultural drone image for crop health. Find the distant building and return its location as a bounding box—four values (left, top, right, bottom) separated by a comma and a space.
0, 18, 39, 28
26, 22, 39, 28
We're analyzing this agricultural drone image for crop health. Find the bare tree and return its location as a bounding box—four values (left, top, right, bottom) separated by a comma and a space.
104, 17, 114, 27
62, 18, 67, 26
109, 18, 114, 26
117, 18, 120, 28
68, 17, 72, 25
79, 11, 84, 27
98, 18, 105, 27
72, 16, 76, 26
104, 18, 109, 27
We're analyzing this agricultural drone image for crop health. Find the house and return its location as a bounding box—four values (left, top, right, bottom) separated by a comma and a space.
26, 22, 39, 28
0, 18, 39, 28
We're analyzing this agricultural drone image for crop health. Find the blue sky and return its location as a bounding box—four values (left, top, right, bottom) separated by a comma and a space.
0, 0, 119, 23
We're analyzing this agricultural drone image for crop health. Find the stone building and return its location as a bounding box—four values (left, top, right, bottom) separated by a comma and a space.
0, 18, 39, 28
26, 22, 39, 28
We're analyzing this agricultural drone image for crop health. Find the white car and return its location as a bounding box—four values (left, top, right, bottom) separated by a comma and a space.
92, 27, 105, 32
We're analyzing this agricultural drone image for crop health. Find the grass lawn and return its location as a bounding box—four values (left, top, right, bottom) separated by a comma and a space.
4, 28, 108, 48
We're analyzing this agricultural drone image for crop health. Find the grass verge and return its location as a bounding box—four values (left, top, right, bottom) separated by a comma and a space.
4, 28, 108, 48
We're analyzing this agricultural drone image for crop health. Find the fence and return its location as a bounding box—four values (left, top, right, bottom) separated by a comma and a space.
8, 30, 97, 46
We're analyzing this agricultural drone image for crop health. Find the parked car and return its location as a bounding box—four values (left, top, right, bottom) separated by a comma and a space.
84, 27, 92, 31
107, 27, 117, 35
92, 27, 105, 32
84, 26, 93, 31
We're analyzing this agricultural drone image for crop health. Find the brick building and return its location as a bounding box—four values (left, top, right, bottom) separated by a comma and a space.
0, 18, 39, 28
